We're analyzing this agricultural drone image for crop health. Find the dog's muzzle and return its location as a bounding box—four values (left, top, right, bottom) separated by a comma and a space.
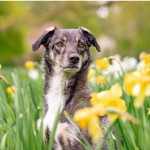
61, 54, 81, 72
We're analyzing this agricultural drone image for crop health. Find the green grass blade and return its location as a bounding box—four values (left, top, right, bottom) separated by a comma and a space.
49, 104, 61, 150
65, 129, 90, 150
82, 102, 87, 108
96, 120, 116, 150
65, 112, 93, 150
99, 120, 116, 140
29, 83, 38, 110
0, 133, 7, 150
7, 119, 13, 150
114, 120, 122, 150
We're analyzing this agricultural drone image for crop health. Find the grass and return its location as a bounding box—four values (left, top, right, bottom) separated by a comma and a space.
0, 62, 150, 150
0, 68, 44, 150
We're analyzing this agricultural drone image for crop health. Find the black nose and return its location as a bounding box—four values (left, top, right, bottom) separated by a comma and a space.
69, 54, 80, 64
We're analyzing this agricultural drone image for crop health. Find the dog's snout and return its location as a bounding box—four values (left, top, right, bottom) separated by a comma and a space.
69, 54, 79, 64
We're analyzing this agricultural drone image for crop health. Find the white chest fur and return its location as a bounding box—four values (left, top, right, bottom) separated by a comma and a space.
43, 72, 67, 133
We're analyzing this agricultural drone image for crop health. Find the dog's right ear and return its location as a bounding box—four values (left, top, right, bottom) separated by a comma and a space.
32, 26, 57, 51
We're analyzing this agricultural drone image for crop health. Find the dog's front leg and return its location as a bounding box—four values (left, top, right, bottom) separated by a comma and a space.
54, 123, 92, 150
38, 112, 90, 149
43, 122, 75, 150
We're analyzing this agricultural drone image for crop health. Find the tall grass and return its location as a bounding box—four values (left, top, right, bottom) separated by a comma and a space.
0, 69, 44, 150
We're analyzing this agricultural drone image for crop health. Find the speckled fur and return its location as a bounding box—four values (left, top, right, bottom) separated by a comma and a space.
33, 27, 112, 150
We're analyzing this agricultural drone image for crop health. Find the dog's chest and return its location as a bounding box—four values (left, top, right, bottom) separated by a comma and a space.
44, 74, 67, 129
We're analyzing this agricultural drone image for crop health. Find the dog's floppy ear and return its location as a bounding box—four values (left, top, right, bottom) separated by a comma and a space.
32, 26, 57, 51
79, 27, 100, 52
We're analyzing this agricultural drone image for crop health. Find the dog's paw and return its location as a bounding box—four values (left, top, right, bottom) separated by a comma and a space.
55, 123, 69, 140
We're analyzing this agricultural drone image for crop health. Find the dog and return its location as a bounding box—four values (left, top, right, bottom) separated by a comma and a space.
32, 26, 110, 150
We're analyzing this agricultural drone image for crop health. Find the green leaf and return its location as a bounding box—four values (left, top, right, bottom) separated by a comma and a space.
1, 133, 7, 150
65, 112, 93, 150
65, 129, 90, 150
82, 102, 87, 108
114, 121, 122, 150
96, 120, 116, 150
29, 83, 38, 110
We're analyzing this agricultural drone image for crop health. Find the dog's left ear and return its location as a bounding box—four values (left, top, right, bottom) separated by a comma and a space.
32, 26, 57, 51
79, 27, 100, 52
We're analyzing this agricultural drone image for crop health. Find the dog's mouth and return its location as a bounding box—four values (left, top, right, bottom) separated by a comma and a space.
63, 66, 79, 72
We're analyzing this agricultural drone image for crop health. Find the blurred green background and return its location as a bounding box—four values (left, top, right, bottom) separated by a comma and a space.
0, 1, 150, 67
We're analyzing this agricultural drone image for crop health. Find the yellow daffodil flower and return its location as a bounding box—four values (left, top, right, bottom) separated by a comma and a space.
147, 108, 150, 115
141, 53, 150, 76
124, 71, 150, 108
88, 69, 95, 81
142, 62, 150, 76
142, 54, 150, 64
95, 57, 109, 71
7, 86, 15, 97
90, 92, 102, 106
0, 64, 1, 69
73, 83, 127, 142
73, 105, 106, 142
96, 75, 106, 84
73, 107, 102, 142
25, 61, 34, 70
91, 83, 127, 122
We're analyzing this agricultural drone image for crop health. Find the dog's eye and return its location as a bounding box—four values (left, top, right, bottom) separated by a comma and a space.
57, 42, 63, 47
78, 42, 84, 48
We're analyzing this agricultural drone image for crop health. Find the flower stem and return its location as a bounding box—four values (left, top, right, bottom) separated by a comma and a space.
109, 56, 125, 76
0, 75, 14, 93
96, 120, 117, 150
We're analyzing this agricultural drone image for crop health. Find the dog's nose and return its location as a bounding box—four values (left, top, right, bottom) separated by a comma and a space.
69, 54, 80, 64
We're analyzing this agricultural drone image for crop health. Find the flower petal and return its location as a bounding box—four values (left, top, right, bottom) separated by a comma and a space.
134, 89, 146, 108
107, 113, 119, 122
88, 115, 101, 142
110, 83, 122, 98
73, 108, 92, 129
145, 83, 150, 96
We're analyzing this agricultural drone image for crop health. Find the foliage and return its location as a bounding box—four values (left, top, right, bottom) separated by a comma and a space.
0, 1, 100, 66
1, 1, 150, 66
102, 2, 150, 57
0, 53, 150, 149
0, 70, 44, 149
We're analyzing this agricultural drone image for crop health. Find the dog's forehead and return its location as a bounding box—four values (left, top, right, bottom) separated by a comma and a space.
54, 29, 83, 40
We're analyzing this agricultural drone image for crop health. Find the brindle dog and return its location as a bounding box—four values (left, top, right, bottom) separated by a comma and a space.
32, 27, 110, 150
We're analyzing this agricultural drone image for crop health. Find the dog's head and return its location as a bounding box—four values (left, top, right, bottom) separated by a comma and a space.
32, 26, 100, 73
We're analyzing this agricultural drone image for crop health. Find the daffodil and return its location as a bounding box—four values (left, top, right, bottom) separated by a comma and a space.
96, 75, 106, 84
95, 57, 109, 71
142, 54, 150, 64
90, 92, 102, 106
73, 83, 127, 142
124, 71, 150, 108
147, 108, 150, 115
73, 105, 106, 142
25, 61, 34, 70
88, 69, 95, 81
140, 54, 150, 76
142, 62, 150, 76
91, 83, 127, 122
0, 64, 1, 69
7, 86, 15, 97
